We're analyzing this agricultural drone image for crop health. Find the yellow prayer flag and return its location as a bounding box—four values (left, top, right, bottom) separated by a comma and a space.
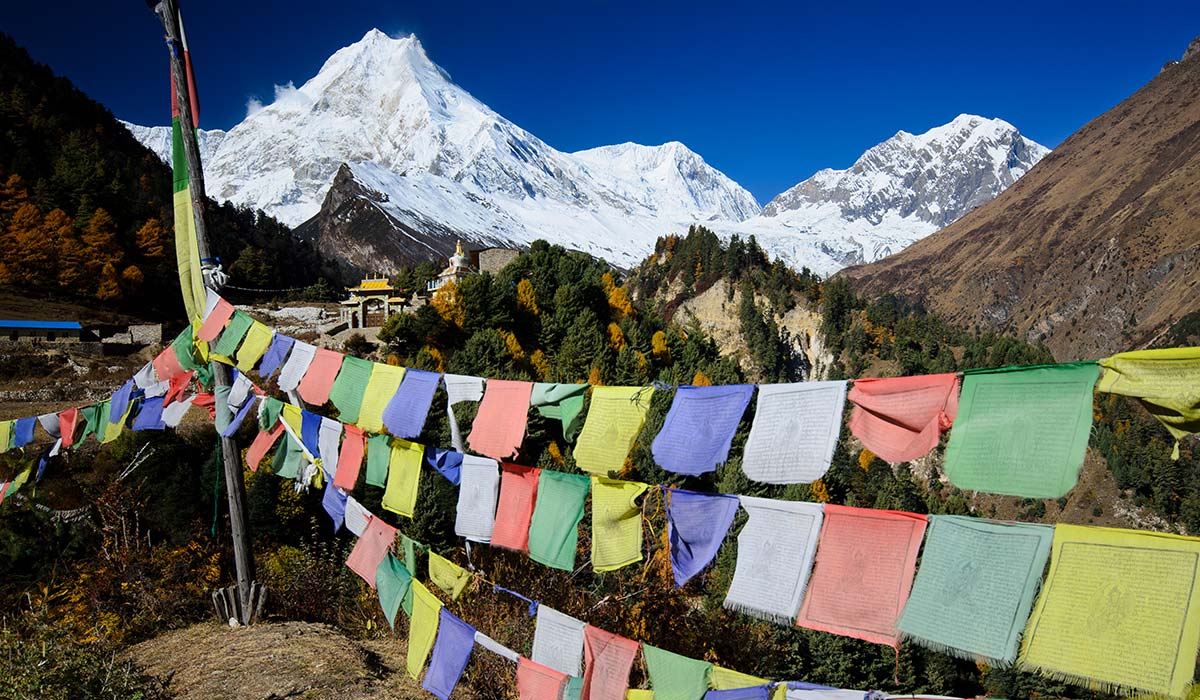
235, 321, 274, 372
280, 403, 304, 436
358, 362, 406, 433
573, 386, 654, 476
626, 691, 655, 700
382, 439, 423, 518
407, 580, 443, 679
591, 477, 649, 572
0, 420, 11, 452
428, 551, 471, 600
101, 406, 131, 444
710, 666, 770, 690
1098, 347, 1200, 458
1019, 524, 1200, 698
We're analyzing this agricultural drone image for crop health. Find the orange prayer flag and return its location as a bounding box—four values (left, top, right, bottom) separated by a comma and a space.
297, 348, 344, 406
333, 425, 367, 490
796, 504, 926, 648
847, 373, 959, 463
467, 379, 533, 460
490, 463, 540, 552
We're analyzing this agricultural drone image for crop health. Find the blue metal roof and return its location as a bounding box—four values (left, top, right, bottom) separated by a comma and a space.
0, 320, 82, 330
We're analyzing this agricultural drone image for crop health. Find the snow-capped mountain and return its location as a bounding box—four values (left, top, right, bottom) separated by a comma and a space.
738, 115, 1050, 269
123, 29, 1047, 276
119, 121, 226, 169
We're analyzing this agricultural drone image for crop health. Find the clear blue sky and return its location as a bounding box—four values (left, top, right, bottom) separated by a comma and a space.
7, 1, 1200, 203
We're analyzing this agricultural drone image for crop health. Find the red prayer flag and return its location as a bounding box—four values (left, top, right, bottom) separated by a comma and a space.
847, 373, 959, 463
346, 515, 398, 589
297, 348, 344, 406
490, 463, 540, 552
581, 625, 638, 700
467, 379, 533, 460
333, 425, 367, 490
517, 657, 568, 700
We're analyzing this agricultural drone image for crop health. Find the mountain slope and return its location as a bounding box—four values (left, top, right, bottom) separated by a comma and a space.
118, 121, 225, 172
844, 42, 1200, 360
124, 29, 1044, 276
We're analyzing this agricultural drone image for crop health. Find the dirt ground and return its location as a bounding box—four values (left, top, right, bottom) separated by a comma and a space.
127, 621, 481, 700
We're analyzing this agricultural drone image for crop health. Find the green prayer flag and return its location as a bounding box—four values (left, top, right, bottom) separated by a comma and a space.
531, 383, 589, 442
273, 434, 303, 479
944, 362, 1100, 498
171, 327, 204, 372
328, 356, 373, 424
527, 470, 591, 571
210, 311, 254, 358
376, 552, 412, 629
214, 385, 232, 434
366, 434, 391, 487
897, 515, 1052, 665
643, 644, 712, 700
79, 403, 105, 444
403, 534, 420, 575
259, 397, 284, 432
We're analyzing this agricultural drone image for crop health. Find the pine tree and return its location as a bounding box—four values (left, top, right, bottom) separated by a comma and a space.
80, 207, 121, 277
431, 280, 466, 328
95, 262, 122, 301
1, 201, 43, 285
120, 264, 144, 295
135, 218, 167, 259
516, 278, 539, 316
56, 220, 88, 291
0, 174, 29, 226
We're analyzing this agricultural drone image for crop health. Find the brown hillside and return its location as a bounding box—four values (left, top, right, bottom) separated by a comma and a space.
843, 42, 1200, 361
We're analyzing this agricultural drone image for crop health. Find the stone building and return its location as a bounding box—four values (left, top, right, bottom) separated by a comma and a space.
0, 320, 82, 343
471, 247, 521, 275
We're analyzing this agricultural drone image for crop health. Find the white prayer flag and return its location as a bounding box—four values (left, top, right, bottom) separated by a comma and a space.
344, 495, 372, 537
318, 417, 343, 479
455, 455, 500, 543
531, 605, 586, 677
742, 381, 847, 484
444, 374, 484, 452
724, 496, 824, 624
277, 341, 317, 392
474, 631, 519, 663
133, 362, 158, 390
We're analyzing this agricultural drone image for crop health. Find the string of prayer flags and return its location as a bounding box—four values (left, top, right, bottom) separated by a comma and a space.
132, 397, 167, 431
443, 373, 484, 452
345, 515, 397, 589
456, 456, 500, 543
258, 333, 294, 378
333, 425, 366, 490
1018, 525, 1200, 698
897, 516, 1052, 664
1097, 347, 1200, 459
197, 297, 235, 342
297, 348, 343, 406
408, 580, 444, 680
666, 488, 739, 587
321, 478, 347, 531
277, 341, 316, 392
491, 463, 540, 552
383, 368, 442, 438
847, 373, 959, 464
944, 363, 1100, 498
0, 467, 32, 505
643, 644, 712, 700
574, 386, 655, 476
532, 605, 587, 677
382, 439, 424, 518
344, 496, 371, 537
429, 551, 471, 600
796, 505, 926, 648
358, 362, 406, 433
724, 497, 824, 623
742, 381, 847, 484
375, 551, 411, 629
528, 470, 591, 571
475, 631, 519, 663
235, 321, 273, 372
651, 385, 754, 475
518, 657, 569, 700
426, 447, 463, 485
531, 382, 589, 441
468, 379, 533, 460
591, 477, 649, 572
422, 609, 476, 700
364, 433, 391, 487
328, 355, 373, 424
582, 625, 639, 700
709, 667, 770, 690
211, 311, 254, 358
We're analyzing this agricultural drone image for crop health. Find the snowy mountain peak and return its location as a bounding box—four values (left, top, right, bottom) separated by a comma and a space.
762, 113, 1048, 227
